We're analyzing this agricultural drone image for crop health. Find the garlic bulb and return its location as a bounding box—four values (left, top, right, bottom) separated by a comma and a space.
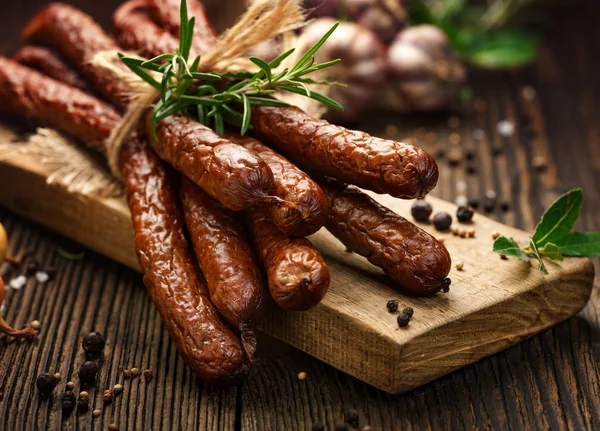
299, 18, 387, 121
344, 0, 407, 44
385, 25, 466, 111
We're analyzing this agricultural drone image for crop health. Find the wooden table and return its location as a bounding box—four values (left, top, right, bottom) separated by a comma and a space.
1, 0, 599, 429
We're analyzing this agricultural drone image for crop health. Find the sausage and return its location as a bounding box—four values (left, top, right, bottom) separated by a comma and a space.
146, 0, 217, 55
13, 45, 90, 91
246, 207, 330, 311
321, 181, 451, 295
225, 133, 328, 237
21, 3, 131, 108
142, 0, 440, 200
0, 57, 120, 150
149, 113, 280, 211
120, 133, 250, 385
179, 178, 266, 359
112, 0, 181, 59
251, 105, 439, 199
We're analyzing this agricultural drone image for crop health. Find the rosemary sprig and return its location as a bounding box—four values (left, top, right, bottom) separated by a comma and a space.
120, 0, 345, 137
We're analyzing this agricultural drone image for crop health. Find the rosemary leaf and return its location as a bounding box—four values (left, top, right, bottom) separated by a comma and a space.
241, 93, 251, 135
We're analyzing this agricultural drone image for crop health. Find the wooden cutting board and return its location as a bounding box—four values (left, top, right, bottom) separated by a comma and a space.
0, 125, 594, 394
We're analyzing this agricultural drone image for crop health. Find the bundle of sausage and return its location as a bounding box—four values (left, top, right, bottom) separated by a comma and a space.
0, 0, 451, 385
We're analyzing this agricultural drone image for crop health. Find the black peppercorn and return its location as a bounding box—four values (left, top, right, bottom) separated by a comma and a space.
45, 266, 58, 280
312, 423, 325, 431
466, 165, 477, 175
465, 150, 476, 161
79, 361, 98, 387
500, 201, 511, 212
345, 409, 359, 428
397, 313, 410, 327
468, 198, 479, 209
77, 397, 89, 412
36, 372, 58, 392
386, 300, 398, 313
26, 260, 39, 276
432, 212, 452, 231
410, 200, 432, 222
82, 332, 105, 355
61, 391, 76, 412
456, 206, 474, 223
402, 307, 414, 318
335, 424, 350, 431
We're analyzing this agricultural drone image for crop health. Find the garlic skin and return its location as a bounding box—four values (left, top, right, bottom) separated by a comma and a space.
299, 18, 387, 121
344, 0, 408, 44
385, 25, 466, 111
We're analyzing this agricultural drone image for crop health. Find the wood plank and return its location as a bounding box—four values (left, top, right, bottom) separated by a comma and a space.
0, 124, 593, 394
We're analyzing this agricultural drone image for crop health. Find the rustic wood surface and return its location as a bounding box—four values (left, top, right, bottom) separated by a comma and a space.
0, 142, 594, 395
1, 0, 600, 430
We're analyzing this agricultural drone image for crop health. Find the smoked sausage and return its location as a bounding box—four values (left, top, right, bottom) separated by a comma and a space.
246, 207, 330, 311
179, 177, 266, 360
322, 181, 452, 295
13, 45, 90, 91
0, 57, 119, 150
120, 133, 250, 385
226, 132, 328, 237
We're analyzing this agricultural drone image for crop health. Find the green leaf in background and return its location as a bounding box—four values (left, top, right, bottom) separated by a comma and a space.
531, 188, 583, 247
493, 236, 531, 262
555, 232, 600, 257
540, 243, 564, 261
529, 238, 548, 274
467, 30, 540, 69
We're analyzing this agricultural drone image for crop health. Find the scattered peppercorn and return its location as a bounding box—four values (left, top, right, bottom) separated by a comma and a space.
386, 300, 399, 313
36, 373, 58, 392
448, 116, 461, 129
77, 397, 89, 412
397, 313, 410, 327
335, 424, 349, 431
143, 369, 153, 381
312, 423, 325, 431
61, 391, 76, 412
433, 212, 452, 231
459, 229, 467, 238
492, 147, 504, 156
45, 266, 58, 280
79, 361, 98, 387
467, 229, 476, 238
345, 408, 359, 428
298, 372, 307, 381
451, 227, 459, 236
53, 372, 61, 381
468, 198, 480, 209
82, 332, 105, 355
410, 200, 432, 222
92, 409, 102, 418
449, 133, 461, 145
113, 384, 123, 394
103, 390, 113, 404
465, 150, 476, 161
448, 149, 462, 166
108, 424, 119, 431
500, 254, 508, 260
123, 369, 131, 379
456, 262, 465, 271
402, 307, 414, 318
483, 200, 495, 213
25, 260, 39, 276
492, 231, 500, 240
500, 201, 511, 212
130, 368, 140, 376
361, 426, 374, 431
466, 165, 477, 175
456, 206, 474, 223
30, 320, 41, 330
79, 391, 89, 399
66, 381, 75, 390
531, 156, 548, 171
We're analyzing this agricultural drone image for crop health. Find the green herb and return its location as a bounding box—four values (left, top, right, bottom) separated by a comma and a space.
492, 189, 600, 273
57, 247, 84, 260
120, 0, 344, 138
409, 0, 543, 69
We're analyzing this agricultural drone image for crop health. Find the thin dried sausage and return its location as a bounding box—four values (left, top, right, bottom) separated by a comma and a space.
120, 134, 250, 385
322, 181, 451, 295
252, 105, 439, 199
0, 57, 119, 151
22, 2, 131, 108
179, 177, 266, 360
13, 45, 90, 91
226, 132, 328, 237
246, 207, 330, 311
149, 114, 281, 211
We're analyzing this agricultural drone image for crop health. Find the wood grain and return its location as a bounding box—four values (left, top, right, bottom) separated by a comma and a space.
0, 126, 594, 394
0, 0, 599, 429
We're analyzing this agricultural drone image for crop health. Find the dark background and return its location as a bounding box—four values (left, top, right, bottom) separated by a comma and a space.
1, 0, 599, 429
